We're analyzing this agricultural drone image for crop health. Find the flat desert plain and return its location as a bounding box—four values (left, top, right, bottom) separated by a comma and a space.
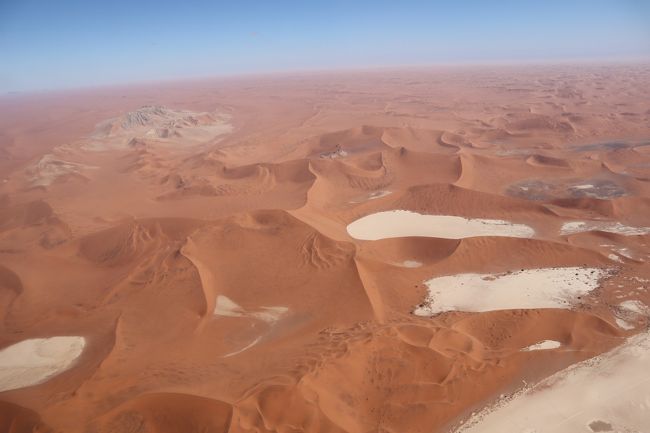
1, 64, 650, 433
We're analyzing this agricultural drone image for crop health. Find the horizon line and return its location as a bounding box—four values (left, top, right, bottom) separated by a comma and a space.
3, 55, 649, 97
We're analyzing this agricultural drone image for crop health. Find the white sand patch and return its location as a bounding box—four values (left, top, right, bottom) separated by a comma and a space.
522, 340, 561, 351
319, 146, 348, 159
367, 190, 392, 200
214, 296, 287, 357
455, 331, 650, 433
400, 260, 423, 268
28, 154, 97, 186
214, 295, 287, 324
608, 254, 623, 263
562, 221, 650, 236
414, 267, 608, 316
0, 336, 86, 392
613, 247, 640, 261
347, 210, 535, 240
222, 336, 262, 358
214, 295, 246, 318
349, 190, 392, 203
615, 317, 635, 330
251, 306, 289, 323
620, 300, 648, 316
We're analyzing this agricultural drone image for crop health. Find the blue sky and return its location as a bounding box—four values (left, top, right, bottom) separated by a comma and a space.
1, 0, 649, 92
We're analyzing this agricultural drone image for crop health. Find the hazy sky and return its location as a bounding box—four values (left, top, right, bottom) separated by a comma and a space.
1, 0, 649, 92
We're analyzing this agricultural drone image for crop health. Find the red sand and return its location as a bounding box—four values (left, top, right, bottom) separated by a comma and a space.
0, 64, 649, 433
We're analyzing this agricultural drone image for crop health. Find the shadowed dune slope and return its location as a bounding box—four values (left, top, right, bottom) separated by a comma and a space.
94, 393, 232, 433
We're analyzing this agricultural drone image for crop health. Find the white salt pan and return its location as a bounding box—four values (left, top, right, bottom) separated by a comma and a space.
0, 336, 86, 392
347, 210, 535, 240
414, 267, 608, 316
522, 340, 562, 351
561, 221, 650, 236
456, 331, 650, 433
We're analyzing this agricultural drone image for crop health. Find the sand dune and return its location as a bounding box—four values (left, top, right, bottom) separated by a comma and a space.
94, 393, 232, 433
0, 401, 50, 432
0, 64, 649, 432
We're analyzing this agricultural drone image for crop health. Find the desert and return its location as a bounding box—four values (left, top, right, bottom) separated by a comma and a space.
1, 63, 650, 433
